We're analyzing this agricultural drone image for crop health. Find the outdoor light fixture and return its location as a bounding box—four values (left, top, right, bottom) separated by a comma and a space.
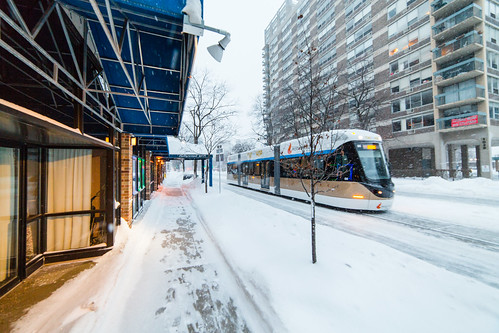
131, 137, 137, 146
182, 14, 231, 63
207, 35, 231, 62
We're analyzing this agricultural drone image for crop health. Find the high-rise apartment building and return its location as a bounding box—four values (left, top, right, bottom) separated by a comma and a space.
263, 0, 499, 178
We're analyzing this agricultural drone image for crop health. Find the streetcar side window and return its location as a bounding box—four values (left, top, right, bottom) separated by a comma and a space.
227, 163, 238, 175
254, 162, 261, 176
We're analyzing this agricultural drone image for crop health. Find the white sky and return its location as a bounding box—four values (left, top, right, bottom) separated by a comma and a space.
192, 0, 285, 140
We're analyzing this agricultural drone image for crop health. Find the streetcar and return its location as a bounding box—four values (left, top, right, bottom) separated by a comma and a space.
227, 129, 394, 211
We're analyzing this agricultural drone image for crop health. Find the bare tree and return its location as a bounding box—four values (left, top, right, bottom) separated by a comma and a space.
232, 139, 255, 154
200, 119, 235, 193
279, 15, 346, 264
251, 94, 275, 146
183, 69, 236, 177
342, 59, 382, 130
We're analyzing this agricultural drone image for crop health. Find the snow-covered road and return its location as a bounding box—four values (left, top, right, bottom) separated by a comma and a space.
226, 183, 499, 289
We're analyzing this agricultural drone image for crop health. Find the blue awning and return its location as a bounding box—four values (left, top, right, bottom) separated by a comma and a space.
57, 0, 201, 139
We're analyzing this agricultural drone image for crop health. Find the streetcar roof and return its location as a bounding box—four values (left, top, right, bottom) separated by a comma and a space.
228, 129, 382, 163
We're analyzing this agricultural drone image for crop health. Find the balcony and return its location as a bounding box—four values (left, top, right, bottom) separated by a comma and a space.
436, 111, 487, 131
435, 84, 485, 109
433, 31, 483, 65
432, 4, 482, 43
433, 58, 484, 86
431, 0, 475, 20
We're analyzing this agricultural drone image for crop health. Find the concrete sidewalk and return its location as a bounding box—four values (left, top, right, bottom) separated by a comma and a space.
2, 183, 254, 332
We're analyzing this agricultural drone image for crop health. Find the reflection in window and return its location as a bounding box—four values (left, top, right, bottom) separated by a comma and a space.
46, 149, 107, 251
26, 148, 41, 262
0, 147, 19, 287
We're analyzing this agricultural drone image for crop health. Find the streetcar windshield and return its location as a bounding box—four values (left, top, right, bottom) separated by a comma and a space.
355, 143, 390, 181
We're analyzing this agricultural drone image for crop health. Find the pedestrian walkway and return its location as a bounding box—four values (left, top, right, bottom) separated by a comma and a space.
5, 180, 256, 332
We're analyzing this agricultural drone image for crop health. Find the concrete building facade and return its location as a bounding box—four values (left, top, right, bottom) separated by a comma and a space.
263, 0, 499, 178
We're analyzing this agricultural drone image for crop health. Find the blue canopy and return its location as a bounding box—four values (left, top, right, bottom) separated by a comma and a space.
58, 0, 201, 139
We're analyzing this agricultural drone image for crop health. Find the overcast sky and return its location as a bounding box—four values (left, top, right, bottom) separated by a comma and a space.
192, 0, 285, 140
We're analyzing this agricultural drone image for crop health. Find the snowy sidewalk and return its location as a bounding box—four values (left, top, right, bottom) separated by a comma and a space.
11, 178, 259, 332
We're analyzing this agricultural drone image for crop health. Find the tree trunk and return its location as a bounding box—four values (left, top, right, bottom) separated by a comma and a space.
311, 213, 316, 264
194, 160, 198, 178
205, 168, 208, 193
311, 182, 317, 264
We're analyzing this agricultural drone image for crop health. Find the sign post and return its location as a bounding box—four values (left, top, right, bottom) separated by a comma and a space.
216, 145, 224, 193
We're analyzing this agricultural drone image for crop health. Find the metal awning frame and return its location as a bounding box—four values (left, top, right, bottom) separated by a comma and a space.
0, 1, 122, 131
58, 0, 196, 136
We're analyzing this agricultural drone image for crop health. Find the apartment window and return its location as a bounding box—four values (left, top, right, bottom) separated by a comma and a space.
487, 50, 499, 69
347, 39, 373, 61
486, 25, 499, 44
406, 114, 434, 129
409, 74, 421, 88
486, 1, 499, 19
423, 114, 435, 126
391, 89, 433, 112
388, 0, 420, 20
390, 62, 399, 74
392, 100, 401, 112
392, 120, 402, 132
346, 0, 368, 17
318, 1, 333, 18
347, 23, 372, 47
346, 6, 371, 33
388, 2, 429, 38
319, 21, 335, 40
390, 68, 432, 93
488, 76, 499, 94
489, 101, 499, 119
318, 8, 335, 29
389, 24, 430, 56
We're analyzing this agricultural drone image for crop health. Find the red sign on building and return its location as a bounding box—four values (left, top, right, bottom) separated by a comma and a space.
451, 115, 478, 128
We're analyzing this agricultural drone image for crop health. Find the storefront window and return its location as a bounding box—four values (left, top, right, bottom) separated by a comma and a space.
46, 149, 107, 251
26, 148, 41, 262
0, 147, 19, 287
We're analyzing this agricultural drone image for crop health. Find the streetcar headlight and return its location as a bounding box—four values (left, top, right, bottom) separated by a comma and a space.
352, 195, 364, 199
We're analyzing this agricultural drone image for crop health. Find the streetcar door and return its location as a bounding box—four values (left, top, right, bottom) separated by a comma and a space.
242, 163, 249, 185
261, 161, 270, 189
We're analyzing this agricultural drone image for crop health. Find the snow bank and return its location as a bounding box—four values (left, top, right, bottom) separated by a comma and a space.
393, 176, 499, 199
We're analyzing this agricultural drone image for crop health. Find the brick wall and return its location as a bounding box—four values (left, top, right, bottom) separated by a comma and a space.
120, 133, 133, 225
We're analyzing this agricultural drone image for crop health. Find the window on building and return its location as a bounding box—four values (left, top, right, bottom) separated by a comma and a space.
392, 100, 401, 112
392, 120, 402, 132
486, 1, 499, 19
487, 50, 499, 69
488, 76, 499, 94
423, 113, 435, 126
391, 89, 433, 112
346, 6, 371, 32
486, 25, 499, 44
390, 68, 432, 93
389, 23, 430, 56
388, 2, 429, 38
347, 39, 373, 61
346, 0, 368, 17
490, 101, 499, 119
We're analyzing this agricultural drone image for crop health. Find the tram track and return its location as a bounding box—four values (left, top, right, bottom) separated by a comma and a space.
226, 183, 499, 289
362, 211, 499, 252
228, 183, 499, 253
